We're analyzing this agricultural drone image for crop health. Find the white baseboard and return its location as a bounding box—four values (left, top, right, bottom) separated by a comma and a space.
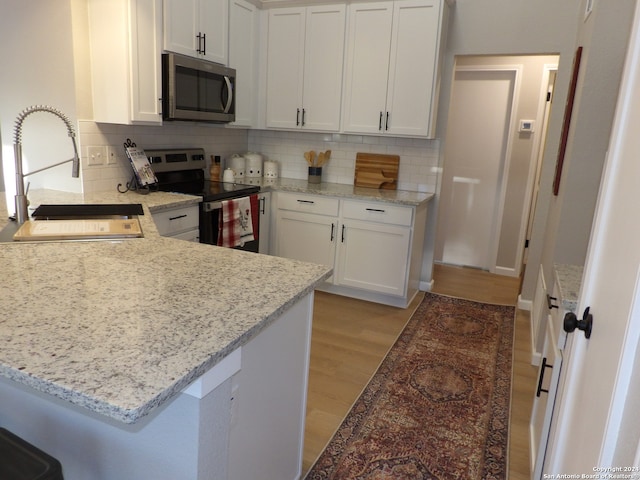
420, 279, 434, 291
518, 294, 532, 311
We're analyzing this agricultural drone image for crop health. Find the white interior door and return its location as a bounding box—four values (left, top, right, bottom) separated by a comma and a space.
545, 4, 640, 473
439, 68, 516, 270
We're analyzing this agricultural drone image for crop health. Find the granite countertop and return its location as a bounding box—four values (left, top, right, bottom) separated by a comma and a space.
554, 264, 584, 312
240, 177, 434, 206
0, 189, 332, 424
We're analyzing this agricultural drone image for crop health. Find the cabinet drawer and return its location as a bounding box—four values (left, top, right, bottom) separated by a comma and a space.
277, 193, 339, 216
153, 205, 199, 236
342, 200, 413, 226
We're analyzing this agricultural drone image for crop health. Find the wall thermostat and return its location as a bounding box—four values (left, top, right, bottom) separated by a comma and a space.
519, 120, 535, 133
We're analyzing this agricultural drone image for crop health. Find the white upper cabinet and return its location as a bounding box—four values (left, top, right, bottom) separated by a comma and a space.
88, 0, 163, 125
164, 0, 229, 65
265, 5, 346, 131
342, 0, 443, 137
229, 0, 259, 127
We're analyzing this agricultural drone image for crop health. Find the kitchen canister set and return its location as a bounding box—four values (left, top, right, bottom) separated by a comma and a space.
218, 152, 279, 183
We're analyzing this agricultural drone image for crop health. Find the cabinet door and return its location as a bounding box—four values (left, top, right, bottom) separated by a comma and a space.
275, 210, 336, 273
88, 0, 162, 125
301, 5, 346, 131
385, 0, 440, 136
266, 8, 306, 129
229, 0, 258, 126
200, 0, 229, 65
342, 2, 393, 134
337, 220, 410, 296
130, 0, 163, 123
531, 318, 563, 479
164, 0, 199, 56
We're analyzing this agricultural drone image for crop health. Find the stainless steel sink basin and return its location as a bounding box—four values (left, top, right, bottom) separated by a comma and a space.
30, 203, 144, 220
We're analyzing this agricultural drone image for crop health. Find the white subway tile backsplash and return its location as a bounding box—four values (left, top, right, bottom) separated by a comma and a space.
77, 121, 440, 194
248, 129, 440, 192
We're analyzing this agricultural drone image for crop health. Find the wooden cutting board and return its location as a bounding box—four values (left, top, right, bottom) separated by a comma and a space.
354, 153, 399, 190
13, 219, 143, 241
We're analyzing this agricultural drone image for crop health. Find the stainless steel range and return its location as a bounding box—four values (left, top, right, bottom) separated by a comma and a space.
146, 148, 260, 252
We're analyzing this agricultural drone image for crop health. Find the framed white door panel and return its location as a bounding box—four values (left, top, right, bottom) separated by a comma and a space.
439, 67, 518, 271
385, 0, 440, 136
275, 211, 336, 271
337, 221, 410, 296
342, 2, 393, 134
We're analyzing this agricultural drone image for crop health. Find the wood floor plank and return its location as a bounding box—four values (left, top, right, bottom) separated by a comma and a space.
303, 265, 537, 478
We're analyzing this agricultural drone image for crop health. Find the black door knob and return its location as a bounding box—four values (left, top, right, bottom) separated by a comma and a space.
563, 307, 593, 339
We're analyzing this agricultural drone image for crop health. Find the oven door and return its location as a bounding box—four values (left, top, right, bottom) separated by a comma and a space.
200, 198, 259, 253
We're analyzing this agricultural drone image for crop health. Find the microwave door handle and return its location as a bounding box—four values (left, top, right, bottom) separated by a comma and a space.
223, 76, 233, 114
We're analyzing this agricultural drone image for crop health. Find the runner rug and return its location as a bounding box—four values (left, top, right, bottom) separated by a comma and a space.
306, 292, 515, 480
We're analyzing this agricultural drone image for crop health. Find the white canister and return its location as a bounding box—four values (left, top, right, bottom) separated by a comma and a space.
264, 160, 278, 178
222, 168, 235, 183
229, 154, 245, 179
244, 152, 263, 178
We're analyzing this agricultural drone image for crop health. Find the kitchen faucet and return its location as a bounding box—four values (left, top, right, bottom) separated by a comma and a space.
13, 105, 80, 224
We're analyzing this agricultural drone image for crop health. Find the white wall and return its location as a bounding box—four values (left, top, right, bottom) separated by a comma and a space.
0, 0, 82, 214
525, 0, 637, 301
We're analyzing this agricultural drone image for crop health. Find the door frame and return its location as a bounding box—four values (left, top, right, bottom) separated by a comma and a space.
441, 63, 521, 273
519, 64, 558, 275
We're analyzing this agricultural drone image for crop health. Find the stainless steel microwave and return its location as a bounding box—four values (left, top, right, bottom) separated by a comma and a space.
162, 53, 235, 123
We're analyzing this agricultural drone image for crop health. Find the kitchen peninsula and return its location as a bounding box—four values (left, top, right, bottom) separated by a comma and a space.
0, 190, 332, 480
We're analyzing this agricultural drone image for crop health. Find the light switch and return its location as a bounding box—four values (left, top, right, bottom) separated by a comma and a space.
87, 146, 107, 165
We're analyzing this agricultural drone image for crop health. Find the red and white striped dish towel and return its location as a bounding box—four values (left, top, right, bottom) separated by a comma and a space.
217, 195, 258, 248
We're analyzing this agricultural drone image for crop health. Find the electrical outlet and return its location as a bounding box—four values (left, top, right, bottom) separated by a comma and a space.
106, 147, 118, 165
87, 146, 107, 166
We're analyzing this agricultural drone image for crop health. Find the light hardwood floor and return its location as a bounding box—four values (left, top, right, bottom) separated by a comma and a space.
303, 263, 538, 478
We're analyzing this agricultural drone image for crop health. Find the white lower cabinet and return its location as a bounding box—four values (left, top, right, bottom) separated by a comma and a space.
530, 279, 569, 479
530, 314, 563, 479
274, 192, 426, 307
152, 204, 200, 241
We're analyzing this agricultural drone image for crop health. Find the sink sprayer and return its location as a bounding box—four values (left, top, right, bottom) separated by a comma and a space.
13, 105, 80, 224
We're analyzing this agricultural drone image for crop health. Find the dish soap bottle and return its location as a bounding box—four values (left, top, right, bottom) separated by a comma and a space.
209, 155, 221, 180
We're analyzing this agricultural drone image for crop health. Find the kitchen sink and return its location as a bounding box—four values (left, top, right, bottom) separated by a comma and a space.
30, 203, 144, 220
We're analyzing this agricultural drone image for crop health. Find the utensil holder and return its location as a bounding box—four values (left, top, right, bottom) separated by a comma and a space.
308, 167, 322, 184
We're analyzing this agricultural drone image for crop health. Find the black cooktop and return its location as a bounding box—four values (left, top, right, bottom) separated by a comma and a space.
147, 148, 260, 202
155, 171, 259, 201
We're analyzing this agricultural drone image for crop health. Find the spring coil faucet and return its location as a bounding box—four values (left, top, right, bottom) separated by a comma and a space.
13, 105, 80, 224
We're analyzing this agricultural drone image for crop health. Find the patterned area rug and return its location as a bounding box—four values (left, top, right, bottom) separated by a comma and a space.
306, 292, 515, 480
